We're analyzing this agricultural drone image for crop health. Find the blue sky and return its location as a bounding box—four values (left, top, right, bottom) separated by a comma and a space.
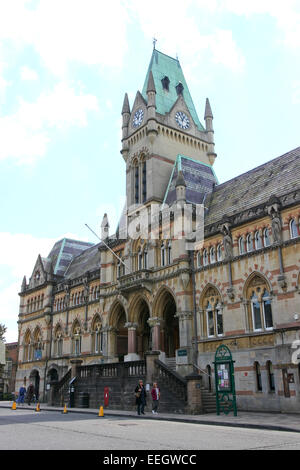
0, 0, 299, 342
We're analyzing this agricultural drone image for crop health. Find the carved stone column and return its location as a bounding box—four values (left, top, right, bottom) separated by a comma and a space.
124, 323, 140, 362
148, 317, 161, 351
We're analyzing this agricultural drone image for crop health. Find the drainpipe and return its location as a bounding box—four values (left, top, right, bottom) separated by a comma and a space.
189, 249, 198, 371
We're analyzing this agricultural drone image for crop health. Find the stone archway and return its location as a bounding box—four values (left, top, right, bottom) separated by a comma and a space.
29, 369, 40, 401
162, 293, 179, 358
109, 301, 128, 362
136, 299, 151, 358
152, 288, 179, 358
126, 296, 151, 361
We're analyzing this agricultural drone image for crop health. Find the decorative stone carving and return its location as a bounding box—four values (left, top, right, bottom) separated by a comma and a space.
219, 217, 233, 260
180, 271, 190, 290
271, 210, 282, 244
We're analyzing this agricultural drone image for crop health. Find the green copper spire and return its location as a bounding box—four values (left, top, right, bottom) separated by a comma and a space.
142, 49, 205, 132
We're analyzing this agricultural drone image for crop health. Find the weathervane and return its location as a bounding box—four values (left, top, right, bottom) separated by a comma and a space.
153, 37, 157, 49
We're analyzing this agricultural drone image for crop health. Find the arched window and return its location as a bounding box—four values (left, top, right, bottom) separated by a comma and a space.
167, 241, 172, 265
246, 234, 253, 252
251, 293, 262, 331
263, 228, 271, 247
203, 249, 208, 266
239, 237, 245, 255
254, 362, 262, 392
92, 317, 102, 354
254, 231, 262, 250
143, 247, 148, 269
161, 242, 166, 267
54, 326, 63, 357
33, 328, 42, 360
23, 330, 32, 362
206, 301, 214, 337
262, 289, 273, 330
72, 323, 81, 356
210, 247, 216, 264
266, 360, 275, 392
142, 160, 147, 203
217, 244, 223, 262
134, 163, 139, 204
138, 248, 143, 271
247, 275, 273, 332
197, 252, 202, 268
202, 287, 223, 338
290, 218, 299, 239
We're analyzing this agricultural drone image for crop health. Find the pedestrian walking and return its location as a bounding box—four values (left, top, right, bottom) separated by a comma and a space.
17, 385, 26, 406
26, 383, 35, 406
135, 379, 147, 416
151, 382, 160, 414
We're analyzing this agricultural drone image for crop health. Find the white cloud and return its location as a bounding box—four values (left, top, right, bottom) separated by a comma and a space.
0, 230, 93, 343
20, 66, 38, 81
127, 0, 245, 73
0, 0, 129, 77
0, 82, 99, 164
220, 0, 300, 48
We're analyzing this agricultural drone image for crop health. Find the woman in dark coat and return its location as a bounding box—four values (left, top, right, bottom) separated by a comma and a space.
26, 383, 35, 405
135, 379, 147, 415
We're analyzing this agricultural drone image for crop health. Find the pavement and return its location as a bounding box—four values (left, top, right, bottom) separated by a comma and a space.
1, 401, 300, 434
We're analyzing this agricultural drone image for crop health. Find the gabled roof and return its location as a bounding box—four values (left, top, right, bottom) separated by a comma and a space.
163, 154, 218, 206
142, 49, 205, 132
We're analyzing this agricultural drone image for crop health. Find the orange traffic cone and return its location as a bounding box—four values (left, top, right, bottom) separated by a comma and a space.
98, 406, 104, 417
35, 402, 41, 412
62, 404, 68, 414
11, 401, 17, 410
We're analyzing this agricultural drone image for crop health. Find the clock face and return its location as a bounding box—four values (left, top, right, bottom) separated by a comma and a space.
132, 108, 144, 128
175, 111, 190, 130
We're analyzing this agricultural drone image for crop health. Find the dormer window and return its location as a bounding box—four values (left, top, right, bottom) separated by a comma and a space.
176, 82, 184, 95
161, 76, 170, 91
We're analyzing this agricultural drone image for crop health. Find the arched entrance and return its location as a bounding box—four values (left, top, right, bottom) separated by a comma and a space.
47, 368, 58, 383
29, 369, 40, 401
111, 303, 128, 362
136, 299, 151, 358
153, 288, 179, 358
162, 293, 179, 358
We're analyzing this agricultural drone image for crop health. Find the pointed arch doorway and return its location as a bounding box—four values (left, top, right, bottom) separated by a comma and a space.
162, 293, 179, 358
29, 369, 40, 401
153, 288, 179, 359
126, 296, 151, 361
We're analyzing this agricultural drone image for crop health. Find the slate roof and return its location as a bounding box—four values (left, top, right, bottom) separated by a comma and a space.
64, 243, 101, 280
164, 154, 218, 206
204, 147, 300, 226
47, 238, 94, 277
142, 49, 205, 132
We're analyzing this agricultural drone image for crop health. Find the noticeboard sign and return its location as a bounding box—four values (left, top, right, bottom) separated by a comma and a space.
213, 344, 237, 416
216, 362, 232, 392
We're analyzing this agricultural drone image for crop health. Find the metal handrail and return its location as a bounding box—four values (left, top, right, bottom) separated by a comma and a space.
193, 364, 211, 378
155, 359, 187, 385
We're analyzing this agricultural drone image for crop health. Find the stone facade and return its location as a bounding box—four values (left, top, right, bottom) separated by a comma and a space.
15, 48, 300, 413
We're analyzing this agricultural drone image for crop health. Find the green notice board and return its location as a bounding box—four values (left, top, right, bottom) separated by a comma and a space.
213, 344, 237, 416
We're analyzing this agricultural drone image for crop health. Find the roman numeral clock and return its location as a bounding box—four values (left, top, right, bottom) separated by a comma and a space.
175, 111, 190, 130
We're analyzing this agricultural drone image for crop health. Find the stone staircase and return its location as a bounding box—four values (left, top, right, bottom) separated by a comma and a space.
164, 357, 176, 372
50, 360, 216, 414
201, 389, 217, 414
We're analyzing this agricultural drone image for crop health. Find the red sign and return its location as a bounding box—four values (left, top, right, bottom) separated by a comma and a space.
104, 387, 109, 407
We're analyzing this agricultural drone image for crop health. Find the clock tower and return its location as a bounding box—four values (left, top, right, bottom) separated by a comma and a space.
121, 47, 217, 212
